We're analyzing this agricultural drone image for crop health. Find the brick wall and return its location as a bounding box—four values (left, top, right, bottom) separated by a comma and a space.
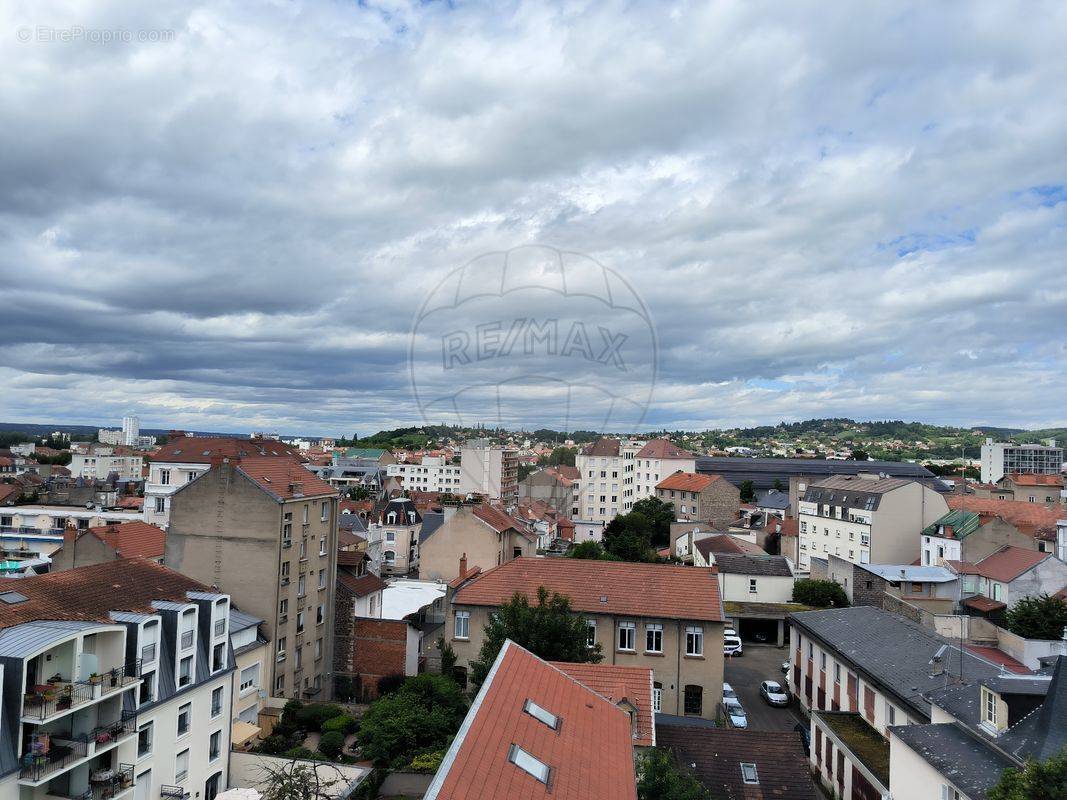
333, 579, 356, 675
351, 617, 409, 700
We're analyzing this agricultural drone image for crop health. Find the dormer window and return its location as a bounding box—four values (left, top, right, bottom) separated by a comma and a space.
740, 763, 759, 784
523, 699, 560, 731
981, 687, 999, 731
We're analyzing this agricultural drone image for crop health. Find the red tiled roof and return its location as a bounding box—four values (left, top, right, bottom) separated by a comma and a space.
115, 496, 144, 509
964, 645, 1030, 674
473, 504, 531, 538
656, 471, 717, 492
581, 439, 620, 457
237, 457, 337, 500
695, 534, 766, 558
550, 661, 654, 746
426, 641, 637, 800
340, 499, 373, 515
636, 438, 695, 460
0, 559, 213, 630
945, 560, 980, 575
150, 436, 299, 464
453, 557, 724, 622
337, 571, 386, 598
337, 551, 367, 567
546, 465, 580, 484
947, 496, 1062, 537
0, 483, 21, 504
1004, 473, 1065, 487
975, 546, 1050, 582
85, 521, 166, 559
962, 595, 1007, 613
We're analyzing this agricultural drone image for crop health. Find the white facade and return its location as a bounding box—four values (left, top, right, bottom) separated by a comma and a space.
0, 506, 144, 555
144, 460, 211, 528
575, 441, 642, 523
458, 442, 518, 501
69, 451, 144, 482
122, 416, 140, 446
981, 438, 1063, 484
571, 519, 605, 544
386, 456, 462, 493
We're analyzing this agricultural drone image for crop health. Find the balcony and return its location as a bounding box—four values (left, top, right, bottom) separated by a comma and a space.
64, 762, 135, 800
160, 786, 190, 799
22, 661, 141, 723
19, 712, 137, 785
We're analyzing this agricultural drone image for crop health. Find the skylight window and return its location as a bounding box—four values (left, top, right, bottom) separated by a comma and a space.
0, 591, 28, 604
740, 763, 759, 784
509, 744, 551, 784
523, 699, 560, 730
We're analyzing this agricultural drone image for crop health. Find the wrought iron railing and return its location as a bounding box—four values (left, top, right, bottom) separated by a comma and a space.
160, 786, 189, 799
213, 619, 226, 636
19, 736, 88, 782
180, 630, 194, 650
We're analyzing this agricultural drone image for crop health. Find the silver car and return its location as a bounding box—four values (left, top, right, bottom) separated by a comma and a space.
760, 679, 791, 707
723, 696, 748, 728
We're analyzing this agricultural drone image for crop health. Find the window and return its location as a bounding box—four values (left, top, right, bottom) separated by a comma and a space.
316, 604, 325, 625
652, 682, 662, 712
211, 685, 224, 717
178, 656, 192, 687
508, 744, 550, 784
212, 642, 225, 672
586, 620, 597, 648
154, 496, 165, 513
279, 598, 288, 617
275, 675, 285, 694
298, 575, 306, 597
281, 561, 290, 580
321, 501, 329, 521
384, 550, 396, 565
315, 638, 322, 660
749, 578, 758, 593
137, 721, 153, 757
740, 763, 759, 785
834, 663, 841, 683
139, 671, 155, 704
277, 636, 287, 660
318, 569, 326, 589
209, 730, 221, 761
523, 699, 560, 730
177, 703, 191, 737
299, 539, 307, 559
297, 611, 305, 633
160, 469, 171, 485
617, 621, 636, 651
295, 648, 303, 670
303, 504, 310, 524
385, 530, 395, 543
685, 626, 704, 656
982, 687, 998, 728
942, 786, 963, 800
454, 610, 470, 639
684, 684, 703, 715
319, 536, 327, 556
175, 749, 189, 782
645, 623, 663, 653
887, 702, 896, 725
820, 652, 827, 670
240, 664, 259, 695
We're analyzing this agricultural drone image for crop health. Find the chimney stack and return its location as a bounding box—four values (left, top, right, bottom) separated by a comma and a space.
459, 552, 468, 578
63, 519, 78, 547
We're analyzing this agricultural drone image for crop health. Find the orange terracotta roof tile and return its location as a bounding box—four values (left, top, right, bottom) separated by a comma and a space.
975, 546, 1050, 582
474, 504, 532, 539
962, 595, 1007, 613
86, 521, 166, 559
636, 438, 696, 460
581, 439, 620, 457
426, 641, 637, 800
1005, 473, 1065, 487
337, 571, 385, 598
150, 436, 299, 464
656, 471, 717, 492
0, 559, 213, 630
947, 496, 1061, 537
237, 457, 337, 500
549, 661, 654, 747
453, 557, 724, 622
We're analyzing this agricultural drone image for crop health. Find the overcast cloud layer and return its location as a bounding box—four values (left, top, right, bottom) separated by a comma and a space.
1, 0, 1065, 436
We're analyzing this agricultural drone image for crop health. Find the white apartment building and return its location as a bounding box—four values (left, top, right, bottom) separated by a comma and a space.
0, 559, 235, 800
980, 438, 1063, 484
575, 438, 641, 523
121, 416, 140, 446
229, 610, 270, 736
69, 449, 144, 482
630, 439, 698, 503
386, 456, 462, 493
457, 440, 518, 501
796, 474, 948, 572
1, 507, 144, 556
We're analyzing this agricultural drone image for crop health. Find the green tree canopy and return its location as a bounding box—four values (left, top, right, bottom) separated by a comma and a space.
637, 747, 710, 800
1004, 594, 1067, 640
470, 586, 602, 687
792, 579, 849, 608
630, 496, 675, 547
356, 675, 468, 768
602, 512, 659, 562
739, 480, 756, 502
567, 540, 621, 561
543, 446, 578, 467
988, 747, 1067, 800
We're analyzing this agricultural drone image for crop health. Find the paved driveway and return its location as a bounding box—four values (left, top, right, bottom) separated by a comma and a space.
724, 644, 805, 732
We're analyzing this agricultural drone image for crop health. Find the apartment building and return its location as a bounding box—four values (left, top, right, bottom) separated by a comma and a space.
68, 449, 144, 482
655, 471, 740, 529
989, 473, 1066, 505
165, 457, 339, 701
50, 521, 166, 571
0, 507, 144, 557
0, 559, 235, 800
229, 610, 270, 740
365, 497, 422, 576
448, 558, 726, 719
385, 456, 462, 493
788, 606, 1001, 800
575, 438, 641, 522
631, 439, 697, 502
796, 475, 948, 572
980, 438, 1063, 484
419, 504, 536, 582
144, 436, 299, 528
458, 440, 518, 501
518, 465, 580, 517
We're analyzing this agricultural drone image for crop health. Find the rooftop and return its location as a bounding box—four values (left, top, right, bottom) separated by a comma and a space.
947, 495, 1062, 538
693, 534, 767, 559
695, 456, 936, 491
974, 545, 1050, 582
922, 509, 982, 539
78, 520, 166, 559
549, 661, 654, 746
237, 457, 337, 500
818, 712, 889, 787
636, 438, 695, 460
890, 723, 1014, 800
453, 557, 724, 623
858, 563, 958, 583
656, 471, 718, 492
425, 640, 637, 800
381, 578, 445, 620
711, 552, 793, 577
581, 438, 621, 457
151, 435, 298, 464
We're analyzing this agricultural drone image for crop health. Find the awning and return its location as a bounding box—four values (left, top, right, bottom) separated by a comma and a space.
231, 720, 262, 747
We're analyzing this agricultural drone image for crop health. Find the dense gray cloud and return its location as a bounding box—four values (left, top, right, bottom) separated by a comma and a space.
0, 0, 1065, 435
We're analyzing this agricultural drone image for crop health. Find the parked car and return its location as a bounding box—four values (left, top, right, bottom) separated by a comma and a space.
723, 682, 737, 700
794, 722, 811, 755
723, 697, 748, 729
781, 659, 791, 674
760, 680, 790, 707
724, 635, 743, 657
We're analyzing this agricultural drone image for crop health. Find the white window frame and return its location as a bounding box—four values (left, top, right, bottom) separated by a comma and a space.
645, 623, 663, 654
454, 610, 470, 640
685, 625, 704, 656
617, 621, 636, 652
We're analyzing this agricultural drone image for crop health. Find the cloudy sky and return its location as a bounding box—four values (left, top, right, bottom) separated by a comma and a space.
2, 1, 1065, 436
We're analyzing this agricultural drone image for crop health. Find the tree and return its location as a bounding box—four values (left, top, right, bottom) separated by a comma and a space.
543, 446, 578, 467
850, 450, 870, 461
470, 587, 602, 687
258, 759, 347, 800
988, 747, 1067, 800
356, 675, 468, 767
631, 496, 675, 547
793, 579, 849, 608
637, 748, 710, 800
348, 486, 371, 501
567, 540, 620, 560
1004, 595, 1067, 640
318, 731, 345, 759
602, 512, 658, 562
772, 478, 785, 491
518, 462, 537, 481
739, 480, 756, 502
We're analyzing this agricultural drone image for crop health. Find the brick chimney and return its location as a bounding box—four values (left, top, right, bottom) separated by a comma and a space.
459, 552, 468, 579
944, 524, 955, 539
63, 519, 78, 548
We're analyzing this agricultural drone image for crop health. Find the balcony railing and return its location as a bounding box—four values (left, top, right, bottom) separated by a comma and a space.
160, 786, 189, 799
22, 662, 141, 721
67, 762, 135, 800
19, 735, 88, 783
180, 630, 194, 650
214, 619, 226, 637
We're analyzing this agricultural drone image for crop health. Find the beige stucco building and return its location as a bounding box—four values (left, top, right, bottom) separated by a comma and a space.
419, 505, 536, 583
656, 471, 740, 529
165, 457, 339, 701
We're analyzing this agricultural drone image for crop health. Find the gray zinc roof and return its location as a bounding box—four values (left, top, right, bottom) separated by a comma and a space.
890, 723, 1014, 800
713, 553, 793, 577
0, 619, 102, 658
229, 609, 263, 633
789, 606, 1002, 718
859, 564, 957, 583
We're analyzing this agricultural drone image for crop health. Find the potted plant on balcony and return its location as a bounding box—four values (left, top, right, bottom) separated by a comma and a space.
88, 672, 103, 686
